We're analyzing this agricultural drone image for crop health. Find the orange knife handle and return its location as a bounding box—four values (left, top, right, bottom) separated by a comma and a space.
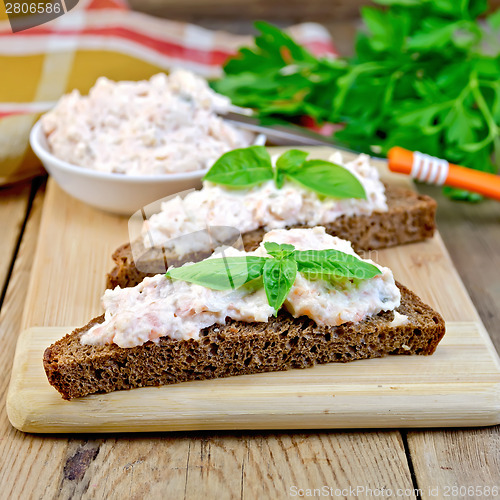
387, 147, 414, 175
388, 147, 500, 201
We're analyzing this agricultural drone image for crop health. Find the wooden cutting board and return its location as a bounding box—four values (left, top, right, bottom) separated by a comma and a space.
7, 148, 500, 432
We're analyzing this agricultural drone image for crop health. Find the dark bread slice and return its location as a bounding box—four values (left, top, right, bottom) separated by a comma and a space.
44, 283, 445, 400
106, 185, 437, 289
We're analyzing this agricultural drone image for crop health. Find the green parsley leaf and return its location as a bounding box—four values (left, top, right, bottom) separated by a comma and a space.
253, 21, 317, 65
488, 9, 500, 29
203, 146, 273, 188
262, 257, 297, 313
166, 256, 267, 290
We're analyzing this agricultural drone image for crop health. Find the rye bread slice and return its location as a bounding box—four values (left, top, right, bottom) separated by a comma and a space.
44, 283, 445, 400
106, 185, 437, 289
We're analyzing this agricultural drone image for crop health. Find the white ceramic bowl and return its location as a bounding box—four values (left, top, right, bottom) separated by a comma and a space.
30, 120, 265, 215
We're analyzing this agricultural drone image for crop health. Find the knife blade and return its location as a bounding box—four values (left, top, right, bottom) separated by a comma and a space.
219, 111, 365, 154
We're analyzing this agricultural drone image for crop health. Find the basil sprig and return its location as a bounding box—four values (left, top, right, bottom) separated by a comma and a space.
166, 242, 381, 312
203, 146, 366, 199
293, 249, 380, 280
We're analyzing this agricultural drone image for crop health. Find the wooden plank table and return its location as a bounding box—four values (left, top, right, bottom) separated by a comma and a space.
0, 176, 499, 499
1, 9, 500, 497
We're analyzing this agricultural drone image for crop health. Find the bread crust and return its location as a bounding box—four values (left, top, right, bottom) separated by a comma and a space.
44, 283, 445, 400
106, 185, 437, 289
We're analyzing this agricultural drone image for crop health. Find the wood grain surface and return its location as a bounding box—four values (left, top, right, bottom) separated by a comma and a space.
7, 146, 500, 435
0, 183, 30, 296
406, 186, 500, 499
0, 183, 50, 500
10, 149, 500, 432
0, 179, 420, 498
20, 178, 128, 329
1, 8, 499, 495
420, 186, 500, 352
129, 0, 500, 22
1, 164, 499, 497
8, 320, 500, 433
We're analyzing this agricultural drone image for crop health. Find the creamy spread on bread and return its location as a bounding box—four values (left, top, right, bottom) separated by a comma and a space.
142, 152, 387, 255
389, 310, 409, 327
42, 70, 254, 175
81, 227, 401, 348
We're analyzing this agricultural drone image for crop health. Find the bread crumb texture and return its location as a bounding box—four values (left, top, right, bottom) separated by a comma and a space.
44, 284, 445, 400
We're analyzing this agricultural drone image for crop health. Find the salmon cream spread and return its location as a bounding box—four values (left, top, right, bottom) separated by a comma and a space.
81, 227, 401, 348
142, 152, 387, 255
41, 70, 254, 175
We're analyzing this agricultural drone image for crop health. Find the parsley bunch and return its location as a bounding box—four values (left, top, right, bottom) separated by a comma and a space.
212, 1, 500, 201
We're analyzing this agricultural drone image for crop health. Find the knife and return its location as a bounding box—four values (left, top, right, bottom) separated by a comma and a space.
222, 110, 500, 201
220, 110, 365, 155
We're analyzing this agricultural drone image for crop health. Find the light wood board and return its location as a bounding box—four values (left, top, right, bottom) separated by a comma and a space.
7, 320, 500, 433
6, 148, 500, 433
0, 182, 30, 293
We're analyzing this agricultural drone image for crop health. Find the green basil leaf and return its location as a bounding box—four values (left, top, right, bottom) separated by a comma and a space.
203, 146, 273, 188
166, 256, 267, 290
287, 160, 367, 199
294, 249, 381, 280
263, 242, 295, 259
263, 258, 297, 313
488, 9, 500, 29
275, 149, 309, 188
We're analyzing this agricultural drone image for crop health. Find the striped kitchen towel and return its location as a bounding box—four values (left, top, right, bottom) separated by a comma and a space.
0, 0, 336, 186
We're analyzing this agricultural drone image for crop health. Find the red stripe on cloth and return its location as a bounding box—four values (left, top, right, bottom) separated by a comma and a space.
86, 0, 128, 10
303, 40, 337, 57
0, 25, 336, 63
0, 26, 234, 65
0, 111, 21, 118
